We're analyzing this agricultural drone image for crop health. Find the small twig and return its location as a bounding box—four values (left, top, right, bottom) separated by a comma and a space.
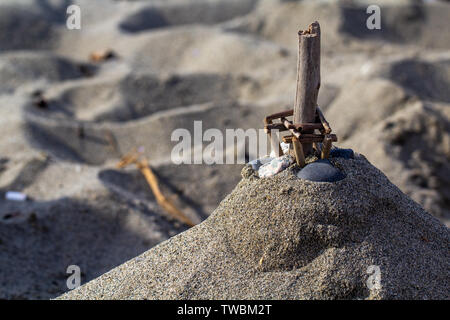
282, 134, 337, 144
264, 109, 293, 123
281, 118, 301, 139
116, 148, 139, 168
117, 150, 196, 227
316, 105, 331, 134
321, 134, 332, 159
265, 122, 323, 132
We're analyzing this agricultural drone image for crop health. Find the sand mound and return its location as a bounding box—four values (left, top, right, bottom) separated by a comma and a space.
347, 102, 450, 225
123, 26, 290, 76
0, 189, 181, 299
0, 0, 65, 51
378, 57, 450, 103
232, 0, 450, 52
24, 98, 272, 165
326, 78, 410, 140
119, 0, 258, 33
326, 54, 450, 225
36, 73, 239, 122
59, 155, 450, 300
0, 154, 191, 299
0, 52, 86, 93
23, 70, 276, 165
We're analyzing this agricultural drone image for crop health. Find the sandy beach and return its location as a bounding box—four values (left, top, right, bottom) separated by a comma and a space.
0, 0, 449, 299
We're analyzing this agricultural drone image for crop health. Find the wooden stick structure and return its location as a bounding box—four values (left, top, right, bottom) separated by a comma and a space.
263, 22, 337, 167
117, 150, 196, 227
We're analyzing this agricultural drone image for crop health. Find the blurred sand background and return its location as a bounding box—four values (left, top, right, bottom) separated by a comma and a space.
0, 0, 449, 299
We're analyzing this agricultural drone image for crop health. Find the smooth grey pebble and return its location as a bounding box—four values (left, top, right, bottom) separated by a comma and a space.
297, 159, 346, 182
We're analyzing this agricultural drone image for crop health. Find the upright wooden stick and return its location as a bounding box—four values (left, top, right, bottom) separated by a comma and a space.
292, 136, 306, 167
321, 134, 332, 159
293, 21, 321, 161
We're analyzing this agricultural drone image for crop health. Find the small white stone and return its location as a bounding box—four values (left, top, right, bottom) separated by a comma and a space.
5, 191, 27, 201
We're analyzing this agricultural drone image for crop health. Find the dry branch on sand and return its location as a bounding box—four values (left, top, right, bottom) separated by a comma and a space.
117, 150, 195, 227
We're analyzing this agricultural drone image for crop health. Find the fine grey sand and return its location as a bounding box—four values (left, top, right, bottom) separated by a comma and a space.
1, 0, 450, 299
59, 154, 450, 300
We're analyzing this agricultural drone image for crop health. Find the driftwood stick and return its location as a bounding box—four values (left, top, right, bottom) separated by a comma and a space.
293, 21, 321, 158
